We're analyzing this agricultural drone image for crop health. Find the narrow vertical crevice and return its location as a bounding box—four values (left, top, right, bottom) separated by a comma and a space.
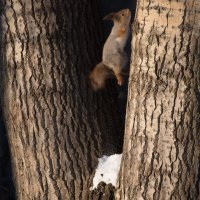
101, 0, 137, 153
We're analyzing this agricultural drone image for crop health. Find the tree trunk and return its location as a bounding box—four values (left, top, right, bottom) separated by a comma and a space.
0, 0, 123, 199
117, 0, 200, 199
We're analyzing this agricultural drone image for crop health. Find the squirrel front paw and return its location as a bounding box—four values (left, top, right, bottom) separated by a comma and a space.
117, 75, 124, 86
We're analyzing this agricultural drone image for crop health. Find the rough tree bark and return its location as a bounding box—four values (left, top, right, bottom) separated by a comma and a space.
0, 0, 123, 199
117, 0, 200, 199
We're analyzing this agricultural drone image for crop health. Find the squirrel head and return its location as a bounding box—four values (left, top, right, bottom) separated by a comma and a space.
103, 9, 131, 24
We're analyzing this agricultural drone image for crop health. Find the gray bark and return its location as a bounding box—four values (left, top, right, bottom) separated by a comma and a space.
117, 0, 200, 199
0, 0, 122, 199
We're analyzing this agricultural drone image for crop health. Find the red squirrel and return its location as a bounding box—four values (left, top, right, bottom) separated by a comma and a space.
89, 9, 131, 91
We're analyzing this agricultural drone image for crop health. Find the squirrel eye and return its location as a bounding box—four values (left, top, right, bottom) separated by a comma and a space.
122, 13, 124, 16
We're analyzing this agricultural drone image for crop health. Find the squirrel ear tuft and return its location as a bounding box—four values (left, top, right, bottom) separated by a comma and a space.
103, 13, 115, 21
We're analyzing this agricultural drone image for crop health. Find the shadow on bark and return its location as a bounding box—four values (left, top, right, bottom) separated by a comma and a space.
0, 1, 15, 199
0, 109, 16, 200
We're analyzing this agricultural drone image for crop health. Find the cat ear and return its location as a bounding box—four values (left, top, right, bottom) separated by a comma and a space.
103, 12, 115, 21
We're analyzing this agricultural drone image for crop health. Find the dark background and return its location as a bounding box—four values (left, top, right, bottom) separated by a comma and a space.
0, 1, 136, 199
101, 0, 136, 133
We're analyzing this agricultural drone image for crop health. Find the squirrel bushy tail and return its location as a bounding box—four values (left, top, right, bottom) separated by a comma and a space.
89, 62, 113, 91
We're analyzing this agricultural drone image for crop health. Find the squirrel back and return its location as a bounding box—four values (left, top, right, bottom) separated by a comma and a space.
89, 9, 131, 91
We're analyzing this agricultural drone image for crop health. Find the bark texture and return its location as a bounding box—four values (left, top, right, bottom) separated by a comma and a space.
0, 0, 123, 199
117, 0, 200, 199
